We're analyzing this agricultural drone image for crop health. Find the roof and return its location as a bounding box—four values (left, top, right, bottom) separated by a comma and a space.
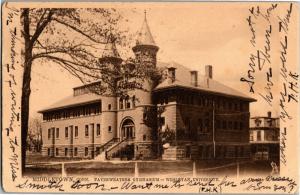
155, 62, 256, 102
73, 80, 101, 90
38, 93, 101, 113
101, 41, 121, 59
136, 12, 156, 46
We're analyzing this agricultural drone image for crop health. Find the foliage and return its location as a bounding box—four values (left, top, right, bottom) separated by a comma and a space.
159, 126, 176, 144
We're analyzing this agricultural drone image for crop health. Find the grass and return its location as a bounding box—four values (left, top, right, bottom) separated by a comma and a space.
26, 153, 84, 164
25, 154, 274, 177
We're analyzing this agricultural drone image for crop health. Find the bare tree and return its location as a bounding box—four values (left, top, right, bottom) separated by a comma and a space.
20, 8, 160, 173
28, 117, 42, 152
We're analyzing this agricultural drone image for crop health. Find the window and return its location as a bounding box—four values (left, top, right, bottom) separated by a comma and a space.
204, 119, 209, 132
229, 102, 233, 110
125, 96, 130, 109
65, 148, 68, 156
108, 104, 111, 110
126, 101, 131, 109
198, 97, 202, 106
240, 122, 244, 130
159, 117, 165, 127
96, 147, 100, 155
198, 145, 204, 159
75, 126, 78, 137
250, 132, 254, 141
94, 105, 100, 114
85, 147, 88, 156
132, 96, 136, 107
164, 96, 169, 104
143, 135, 147, 141
255, 119, 262, 127
56, 128, 59, 138
96, 124, 100, 136
108, 126, 112, 132
56, 148, 59, 156
74, 148, 78, 156
198, 119, 203, 132
234, 121, 238, 130
223, 121, 227, 130
47, 148, 50, 156
257, 131, 261, 141
240, 102, 243, 111
85, 125, 89, 136
216, 120, 220, 129
65, 127, 68, 138
223, 146, 227, 158
119, 98, 124, 110
228, 121, 232, 129
185, 117, 191, 134
48, 129, 51, 139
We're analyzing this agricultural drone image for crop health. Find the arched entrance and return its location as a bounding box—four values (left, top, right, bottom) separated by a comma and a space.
121, 118, 135, 140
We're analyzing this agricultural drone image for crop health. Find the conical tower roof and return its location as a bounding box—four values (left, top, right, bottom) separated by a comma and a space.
99, 38, 122, 64
102, 41, 121, 59
136, 11, 156, 46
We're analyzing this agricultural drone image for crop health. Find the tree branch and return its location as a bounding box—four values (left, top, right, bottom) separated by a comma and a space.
30, 9, 55, 46
52, 18, 107, 44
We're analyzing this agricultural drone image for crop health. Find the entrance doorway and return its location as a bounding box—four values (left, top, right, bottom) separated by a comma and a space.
121, 119, 135, 140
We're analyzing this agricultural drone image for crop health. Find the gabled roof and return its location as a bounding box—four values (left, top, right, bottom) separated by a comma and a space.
136, 12, 156, 46
155, 62, 256, 102
38, 93, 101, 113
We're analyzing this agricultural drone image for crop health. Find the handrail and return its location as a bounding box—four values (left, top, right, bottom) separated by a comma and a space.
105, 138, 128, 159
99, 137, 119, 152
106, 138, 127, 153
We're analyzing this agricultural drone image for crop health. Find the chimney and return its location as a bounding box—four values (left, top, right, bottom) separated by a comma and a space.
267, 111, 272, 118
205, 65, 213, 79
167, 67, 176, 83
190, 71, 198, 87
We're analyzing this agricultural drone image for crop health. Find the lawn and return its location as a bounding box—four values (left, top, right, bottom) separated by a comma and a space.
25, 154, 274, 177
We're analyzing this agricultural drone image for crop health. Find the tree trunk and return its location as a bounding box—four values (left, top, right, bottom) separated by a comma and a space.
21, 8, 33, 174
21, 50, 33, 174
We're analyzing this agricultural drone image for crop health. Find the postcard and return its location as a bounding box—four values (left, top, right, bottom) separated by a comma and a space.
2, 2, 299, 193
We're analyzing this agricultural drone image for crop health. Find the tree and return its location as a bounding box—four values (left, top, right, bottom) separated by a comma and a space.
20, 8, 159, 174
28, 117, 43, 152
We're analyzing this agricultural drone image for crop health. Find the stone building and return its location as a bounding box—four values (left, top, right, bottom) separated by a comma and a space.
39, 13, 256, 160
249, 112, 280, 162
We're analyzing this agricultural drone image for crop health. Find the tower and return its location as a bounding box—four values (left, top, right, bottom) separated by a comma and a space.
99, 39, 122, 146
99, 38, 123, 93
132, 11, 159, 68
99, 39, 123, 67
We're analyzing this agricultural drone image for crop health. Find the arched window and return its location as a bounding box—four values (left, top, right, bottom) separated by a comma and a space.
121, 119, 135, 140
125, 96, 130, 109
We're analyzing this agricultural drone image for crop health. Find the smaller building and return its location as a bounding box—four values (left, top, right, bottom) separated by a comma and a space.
250, 111, 279, 162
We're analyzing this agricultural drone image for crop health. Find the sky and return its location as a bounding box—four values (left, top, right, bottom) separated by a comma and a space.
29, 2, 298, 119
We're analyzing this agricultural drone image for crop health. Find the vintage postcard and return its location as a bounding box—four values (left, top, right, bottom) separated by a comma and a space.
1, 1, 299, 193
